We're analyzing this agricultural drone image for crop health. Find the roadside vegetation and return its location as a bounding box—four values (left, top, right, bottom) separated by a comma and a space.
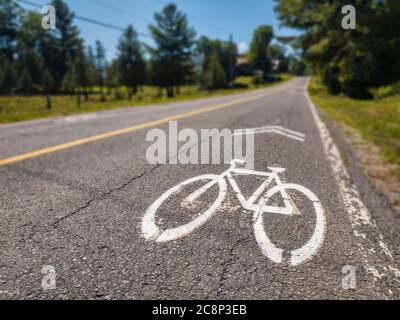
0, 75, 291, 124
0, 0, 301, 124
277, 0, 400, 210
276, 1, 400, 100
309, 77, 400, 178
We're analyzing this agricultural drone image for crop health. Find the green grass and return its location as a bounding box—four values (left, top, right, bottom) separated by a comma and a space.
0, 74, 292, 124
308, 77, 400, 176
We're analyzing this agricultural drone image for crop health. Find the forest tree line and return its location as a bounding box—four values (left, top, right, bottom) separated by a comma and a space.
275, 0, 400, 99
0, 0, 301, 101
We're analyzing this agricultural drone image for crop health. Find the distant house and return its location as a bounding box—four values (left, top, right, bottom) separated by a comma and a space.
236, 57, 282, 76
271, 59, 280, 72
235, 57, 253, 76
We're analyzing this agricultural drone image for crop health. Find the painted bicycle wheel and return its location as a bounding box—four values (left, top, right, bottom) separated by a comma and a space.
142, 174, 227, 242
253, 183, 326, 266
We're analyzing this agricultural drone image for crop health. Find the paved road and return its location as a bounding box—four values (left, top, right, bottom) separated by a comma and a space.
0, 77, 399, 299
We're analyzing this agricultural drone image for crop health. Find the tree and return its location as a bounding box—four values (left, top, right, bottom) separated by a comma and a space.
0, 55, 16, 94
0, 0, 20, 61
49, 0, 82, 88
268, 44, 289, 73
42, 69, 54, 109
95, 40, 107, 100
39, 22, 62, 91
203, 52, 228, 90
43, 69, 54, 94
149, 3, 196, 97
62, 54, 86, 107
0, 0, 19, 94
323, 63, 341, 95
62, 63, 78, 93
274, 0, 400, 98
15, 47, 44, 93
248, 25, 274, 80
16, 11, 45, 93
117, 25, 146, 99
86, 45, 97, 92
17, 67, 33, 94
252, 70, 264, 87
73, 40, 89, 103
196, 36, 238, 85
288, 55, 306, 76
62, 64, 81, 107
106, 59, 121, 99
18, 11, 42, 49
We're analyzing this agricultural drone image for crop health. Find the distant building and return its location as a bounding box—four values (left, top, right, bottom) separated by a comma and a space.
236, 57, 282, 76
271, 59, 280, 72
235, 57, 253, 76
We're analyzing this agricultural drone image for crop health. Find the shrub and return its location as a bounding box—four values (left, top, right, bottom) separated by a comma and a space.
252, 71, 264, 87
202, 53, 228, 90
371, 82, 400, 99
322, 64, 341, 95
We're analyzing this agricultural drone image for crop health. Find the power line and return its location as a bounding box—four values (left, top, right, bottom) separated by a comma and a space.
89, 0, 151, 24
17, 0, 152, 39
90, 0, 233, 41
149, 0, 233, 37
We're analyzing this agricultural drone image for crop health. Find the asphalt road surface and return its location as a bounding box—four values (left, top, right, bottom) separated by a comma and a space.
1, 77, 399, 300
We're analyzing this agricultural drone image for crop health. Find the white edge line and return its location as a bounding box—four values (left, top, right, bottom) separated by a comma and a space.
303, 78, 400, 285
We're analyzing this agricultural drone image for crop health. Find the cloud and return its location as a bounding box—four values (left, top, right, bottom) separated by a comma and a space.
238, 42, 248, 54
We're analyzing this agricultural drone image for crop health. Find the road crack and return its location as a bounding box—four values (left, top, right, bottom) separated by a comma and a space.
53, 164, 161, 227
217, 237, 249, 296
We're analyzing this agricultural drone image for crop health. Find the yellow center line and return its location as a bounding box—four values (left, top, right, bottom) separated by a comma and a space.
0, 90, 279, 167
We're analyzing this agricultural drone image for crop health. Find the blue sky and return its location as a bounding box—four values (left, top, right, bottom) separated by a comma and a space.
21, 0, 300, 60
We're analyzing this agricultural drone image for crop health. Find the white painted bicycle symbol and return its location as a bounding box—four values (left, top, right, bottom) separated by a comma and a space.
142, 159, 326, 266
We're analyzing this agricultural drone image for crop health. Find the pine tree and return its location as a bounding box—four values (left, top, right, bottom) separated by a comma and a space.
117, 25, 146, 99
203, 52, 228, 90
149, 4, 196, 97
62, 63, 78, 93
17, 12, 45, 93
39, 26, 62, 90
73, 40, 89, 103
17, 67, 33, 94
105, 59, 121, 99
15, 48, 45, 93
42, 69, 54, 109
197, 37, 238, 85
0, 56, 16, 94
43, 69, 54, 93
86, 45, 97, 96
49, 0, 82, 88
0, 0, 20, 61
95, 40, 107, 101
